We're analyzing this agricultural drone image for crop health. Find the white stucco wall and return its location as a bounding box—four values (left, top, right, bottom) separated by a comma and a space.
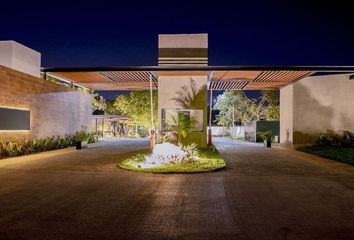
158, 74, 208, 147
158, 75, 208, 111
280, 73, 354, 145
158, 74, 208, 130
0, 41, 41, 77
280, 84, 294, 146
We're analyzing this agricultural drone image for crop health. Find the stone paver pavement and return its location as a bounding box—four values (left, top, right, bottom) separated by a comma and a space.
0, 137, 354, 239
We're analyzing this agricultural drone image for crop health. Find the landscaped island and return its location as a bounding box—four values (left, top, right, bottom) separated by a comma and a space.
118, 142, 225, 173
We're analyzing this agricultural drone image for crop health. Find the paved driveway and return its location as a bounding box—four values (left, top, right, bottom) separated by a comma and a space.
0, 138, 354, 240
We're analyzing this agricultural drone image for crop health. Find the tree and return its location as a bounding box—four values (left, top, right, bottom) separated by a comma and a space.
91, 93, 106, 113
113, 91, 158, 129
260, 90, 279, 120
214, 90, 279, 126
105, 100, 122, 115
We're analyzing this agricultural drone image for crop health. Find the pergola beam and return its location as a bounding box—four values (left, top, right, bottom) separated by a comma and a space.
42, 65, 354, 73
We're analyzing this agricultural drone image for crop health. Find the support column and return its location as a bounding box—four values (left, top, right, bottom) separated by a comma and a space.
208, 89, 213, 145
280, 84, 294, 146
149, 73, 155, 148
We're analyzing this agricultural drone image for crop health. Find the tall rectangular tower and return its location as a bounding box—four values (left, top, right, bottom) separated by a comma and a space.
158, 34, 208, 147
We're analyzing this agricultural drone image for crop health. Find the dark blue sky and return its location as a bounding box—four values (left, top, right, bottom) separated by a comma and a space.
1, 0, 354, 68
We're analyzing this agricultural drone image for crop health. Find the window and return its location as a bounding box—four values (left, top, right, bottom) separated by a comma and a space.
161, 109, 203, 132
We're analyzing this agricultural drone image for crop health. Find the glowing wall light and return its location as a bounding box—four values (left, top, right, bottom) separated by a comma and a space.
0, 107, 30, 131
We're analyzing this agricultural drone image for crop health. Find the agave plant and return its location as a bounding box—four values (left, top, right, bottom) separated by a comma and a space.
178, 143, 199, 160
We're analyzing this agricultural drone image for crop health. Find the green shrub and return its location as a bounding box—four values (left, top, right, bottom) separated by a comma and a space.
257, 130, 274, 142
315, 130, 338, 146
0, 130, 98, 159
87, 132, 99, 144
297, 146, 354, 165
342, 130, 354, 147
59, 137, 70, 148
31, 138, 44, 152
73, 130, 88, 142
6, 140, 19, 157
0, 140, 5, 158
23, 138, 32, 155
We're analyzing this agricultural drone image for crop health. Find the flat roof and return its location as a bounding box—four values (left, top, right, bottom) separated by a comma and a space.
42, 66, 354, 91
42, 65, 354, 72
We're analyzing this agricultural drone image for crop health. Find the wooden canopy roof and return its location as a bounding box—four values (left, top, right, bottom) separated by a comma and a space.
49, 71, 158, 90
42, 66, 354, 91
209, 70, 311, 90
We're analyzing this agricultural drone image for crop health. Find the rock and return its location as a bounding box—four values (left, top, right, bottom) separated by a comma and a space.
138, 143, 188, 168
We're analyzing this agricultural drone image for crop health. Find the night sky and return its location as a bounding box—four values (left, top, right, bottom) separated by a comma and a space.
1, 0, 354, 100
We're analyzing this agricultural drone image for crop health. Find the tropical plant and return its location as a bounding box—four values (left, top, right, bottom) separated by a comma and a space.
73, 126, 93, 142
157, 134, 171, 144
257, 130, 275, 142
342, 130, 354, 147
6, 140, 19, 157
91, 93, 106, 112
166, 112, 195, 144
315, 130, 340, 146
87, 132, 99, 143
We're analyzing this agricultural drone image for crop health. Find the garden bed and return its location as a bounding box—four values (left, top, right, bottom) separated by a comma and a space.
297, 146, 354, 165
0, 128, 99, 159
118, 145, 226, 173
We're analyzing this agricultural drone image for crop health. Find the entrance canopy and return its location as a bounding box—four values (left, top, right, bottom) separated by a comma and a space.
41, 66, 354, 91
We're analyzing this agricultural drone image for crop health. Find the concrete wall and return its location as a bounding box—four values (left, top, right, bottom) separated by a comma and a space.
0, 65, 92, 140
280, 73, 354, 145
0, 41, 41, 77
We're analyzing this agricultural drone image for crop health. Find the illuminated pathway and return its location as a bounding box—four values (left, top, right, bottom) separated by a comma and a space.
0, 138, 354, 239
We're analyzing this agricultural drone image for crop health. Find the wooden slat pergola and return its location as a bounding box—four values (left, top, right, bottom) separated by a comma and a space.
41, 66, 354, 91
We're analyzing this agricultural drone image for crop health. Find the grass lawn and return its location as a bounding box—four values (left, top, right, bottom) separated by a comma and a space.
297, 146, 354, 165
118, 145, 226, 173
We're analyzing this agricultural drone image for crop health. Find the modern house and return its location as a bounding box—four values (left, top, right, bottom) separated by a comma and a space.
1, 34, 354, 146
